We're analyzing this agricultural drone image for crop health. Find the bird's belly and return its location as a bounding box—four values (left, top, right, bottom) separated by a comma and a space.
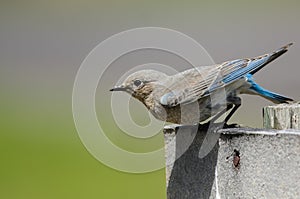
164, 97, 226, 124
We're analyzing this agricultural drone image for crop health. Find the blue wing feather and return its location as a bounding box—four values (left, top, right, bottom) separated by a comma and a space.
222, 56, 269, 84
214, 43, 292, 90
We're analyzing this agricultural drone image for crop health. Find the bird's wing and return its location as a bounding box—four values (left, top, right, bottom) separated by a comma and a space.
219, 43, 292, 85
159, 43, 292, 107
159, 65, 220, 107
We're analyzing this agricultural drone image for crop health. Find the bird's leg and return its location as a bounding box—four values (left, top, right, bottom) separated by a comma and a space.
224, 96, 241, 124
210, 104, 234, 123
209, 96, 241, 125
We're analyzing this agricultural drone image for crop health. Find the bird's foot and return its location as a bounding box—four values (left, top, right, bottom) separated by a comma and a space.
224, 123, 241, 128
203, 121, 241, 133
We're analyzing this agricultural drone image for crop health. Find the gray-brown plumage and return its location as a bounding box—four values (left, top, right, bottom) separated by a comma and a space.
110, 44, 293, 124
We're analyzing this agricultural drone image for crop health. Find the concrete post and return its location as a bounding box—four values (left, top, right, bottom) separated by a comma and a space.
164, 104, 300, 199
263, 103, 300, 130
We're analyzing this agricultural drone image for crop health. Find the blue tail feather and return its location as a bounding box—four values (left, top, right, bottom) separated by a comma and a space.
246, 74, 293, 103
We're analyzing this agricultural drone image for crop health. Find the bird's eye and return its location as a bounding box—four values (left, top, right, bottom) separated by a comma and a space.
133, 79, 142, 87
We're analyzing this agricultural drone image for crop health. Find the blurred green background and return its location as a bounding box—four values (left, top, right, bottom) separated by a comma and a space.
1, 0, 300, 198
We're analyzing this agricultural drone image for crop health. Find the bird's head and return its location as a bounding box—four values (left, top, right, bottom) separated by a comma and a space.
110, 69, 167, 102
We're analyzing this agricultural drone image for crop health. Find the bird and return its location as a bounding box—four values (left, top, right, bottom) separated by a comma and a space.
110, 43, 293, 125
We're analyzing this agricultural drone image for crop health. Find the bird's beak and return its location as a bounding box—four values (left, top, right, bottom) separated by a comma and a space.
109, 85, 127, 92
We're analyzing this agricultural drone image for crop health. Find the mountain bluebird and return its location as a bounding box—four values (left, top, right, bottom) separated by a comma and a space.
110, 43, 293, 125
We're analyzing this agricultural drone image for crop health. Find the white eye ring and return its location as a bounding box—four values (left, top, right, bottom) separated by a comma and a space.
133, 79, 142, 87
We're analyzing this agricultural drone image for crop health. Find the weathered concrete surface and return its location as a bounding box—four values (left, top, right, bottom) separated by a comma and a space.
263, 102, 300, 130
216, 128, 300, 199
164, 125, 300, 199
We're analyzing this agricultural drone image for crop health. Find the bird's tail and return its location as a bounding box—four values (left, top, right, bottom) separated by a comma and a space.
249, 43, 294, 103
254, 87, 293, 104
246, 74, 293, 104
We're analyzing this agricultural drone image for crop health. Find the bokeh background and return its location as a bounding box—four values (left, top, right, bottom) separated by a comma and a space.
1, 0, 300, 198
